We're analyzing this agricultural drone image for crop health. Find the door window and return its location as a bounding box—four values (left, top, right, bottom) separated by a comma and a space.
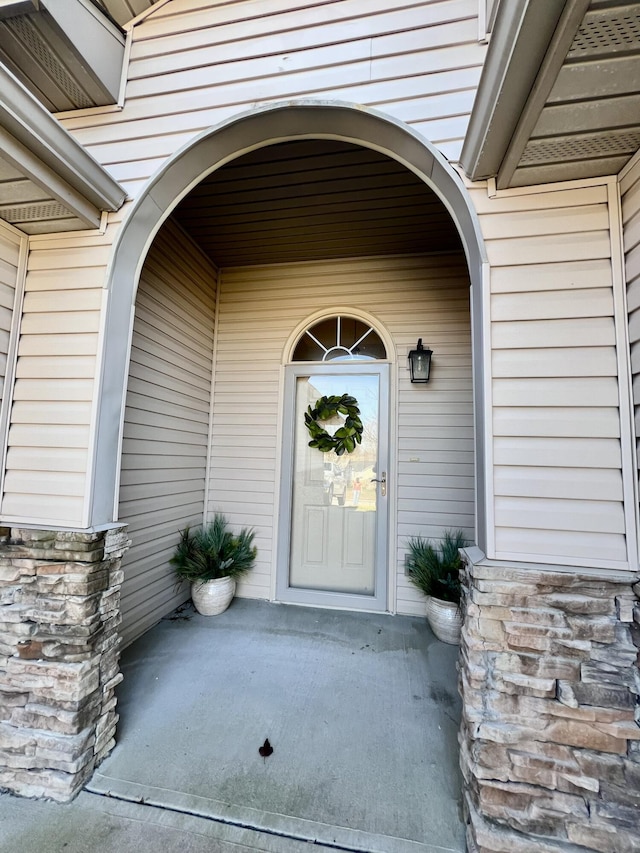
292, 316, 386, 362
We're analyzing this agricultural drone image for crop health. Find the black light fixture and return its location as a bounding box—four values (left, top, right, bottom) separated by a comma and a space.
408, 339, 432, 383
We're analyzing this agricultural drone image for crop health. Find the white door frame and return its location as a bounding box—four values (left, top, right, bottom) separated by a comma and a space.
276, 362, 390, 611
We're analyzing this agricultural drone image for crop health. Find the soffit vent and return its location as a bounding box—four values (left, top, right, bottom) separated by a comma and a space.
0, 201, 71, 222
568, 7, 640, 58
5, 15, 94, 108
521, 130, 640, 165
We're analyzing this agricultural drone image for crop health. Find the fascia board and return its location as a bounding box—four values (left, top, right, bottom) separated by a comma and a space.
496, 0, 592, 189
460, 0, 566, 181
0, 64, 126, 213
39, 0, 125, 103
0, 124, 101, 227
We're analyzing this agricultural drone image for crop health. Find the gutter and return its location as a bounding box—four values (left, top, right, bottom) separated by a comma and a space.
459, 0, 568, 182
0, 63, 126, 225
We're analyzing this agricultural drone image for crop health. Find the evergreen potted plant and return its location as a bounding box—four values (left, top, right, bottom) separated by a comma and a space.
406, 529, 468, 644
171, 513, 257, 615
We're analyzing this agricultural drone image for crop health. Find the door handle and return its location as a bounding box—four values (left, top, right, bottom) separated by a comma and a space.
370, 471, 387, 497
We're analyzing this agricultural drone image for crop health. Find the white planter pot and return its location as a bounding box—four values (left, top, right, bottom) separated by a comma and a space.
425, 596, 462, 645
191, 576, 236, 616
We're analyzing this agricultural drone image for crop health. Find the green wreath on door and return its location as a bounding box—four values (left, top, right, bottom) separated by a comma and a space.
304, 394, 363, 456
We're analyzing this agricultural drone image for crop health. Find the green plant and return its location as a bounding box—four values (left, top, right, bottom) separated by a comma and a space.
171, 513, 257, 584
305, 394, 363, 455
406, 529, 468, 603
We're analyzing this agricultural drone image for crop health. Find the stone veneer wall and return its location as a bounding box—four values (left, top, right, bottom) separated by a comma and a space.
459, 549, 640, 853
0, 526, 129, 801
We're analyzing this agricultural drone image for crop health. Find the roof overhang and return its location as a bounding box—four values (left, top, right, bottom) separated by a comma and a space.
460, 0, 640, 188
0, 0, 125, 109
0, 64, 126, 231
460, 0, 587, 184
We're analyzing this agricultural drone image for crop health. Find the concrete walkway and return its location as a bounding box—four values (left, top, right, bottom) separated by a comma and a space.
0, 600, 465, 853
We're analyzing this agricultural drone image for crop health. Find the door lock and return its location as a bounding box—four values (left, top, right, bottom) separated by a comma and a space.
371, 471, 387, 497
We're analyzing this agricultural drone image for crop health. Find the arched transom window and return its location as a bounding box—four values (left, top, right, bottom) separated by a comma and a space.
292, 315, 387, 362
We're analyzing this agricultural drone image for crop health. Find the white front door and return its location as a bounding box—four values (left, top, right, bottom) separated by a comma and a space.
277, 363, 389, 610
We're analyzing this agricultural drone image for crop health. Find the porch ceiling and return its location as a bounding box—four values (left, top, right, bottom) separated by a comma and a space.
171, 140, 463, 267
462, 0, 640, 188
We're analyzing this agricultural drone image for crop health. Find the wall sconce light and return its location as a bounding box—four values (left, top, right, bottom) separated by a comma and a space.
408, 339, 432, 383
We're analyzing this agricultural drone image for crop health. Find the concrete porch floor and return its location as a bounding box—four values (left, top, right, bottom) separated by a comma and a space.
0, 599, 466, 853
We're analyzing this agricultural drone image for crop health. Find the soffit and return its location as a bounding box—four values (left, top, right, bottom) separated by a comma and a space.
0, 64, 126, 234
172, 140, 462, 268
0, 0, 125, 111
462, 0, 640, 188
0, 154, 88, 233
508, 0, 640, 187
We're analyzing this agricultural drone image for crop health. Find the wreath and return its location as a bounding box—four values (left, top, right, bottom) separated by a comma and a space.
305, 394, 363, 456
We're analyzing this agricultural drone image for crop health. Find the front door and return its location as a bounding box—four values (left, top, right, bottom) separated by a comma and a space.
277, 363, 389, 610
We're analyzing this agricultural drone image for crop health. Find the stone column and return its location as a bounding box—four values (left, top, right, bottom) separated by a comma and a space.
0, 526, 129, 801
459, 548, 640, 853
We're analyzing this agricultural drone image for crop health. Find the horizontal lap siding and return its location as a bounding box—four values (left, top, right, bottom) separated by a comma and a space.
621, 157, 640, 524
118, 218, 216, 647
0, 232, 110, 525
0, 224, 23, 408
61, 0, 484, 193
477, 184, 627, 565
0, 223, 25, 524
210, 254, 473, 615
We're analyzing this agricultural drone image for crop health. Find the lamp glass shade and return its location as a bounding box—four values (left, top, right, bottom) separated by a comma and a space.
408, 339, 432, 383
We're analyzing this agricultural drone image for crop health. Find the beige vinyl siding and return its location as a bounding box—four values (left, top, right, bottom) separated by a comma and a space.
0, 223, 24, 408
621, 155, 640, 522
0, 234, 109, 525
208, 254, 473, 615
0, 222, 26, 516
61, 0, 485, 194
118, 218, 217, 647
474, 182, 627, 565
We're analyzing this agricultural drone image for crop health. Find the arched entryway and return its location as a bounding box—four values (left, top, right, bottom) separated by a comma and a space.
92, 102, 488, 540
88, 99, 489, 850
94, 103, 484, 633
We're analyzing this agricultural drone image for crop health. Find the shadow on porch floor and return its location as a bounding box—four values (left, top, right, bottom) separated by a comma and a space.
89, 599, 466, 852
